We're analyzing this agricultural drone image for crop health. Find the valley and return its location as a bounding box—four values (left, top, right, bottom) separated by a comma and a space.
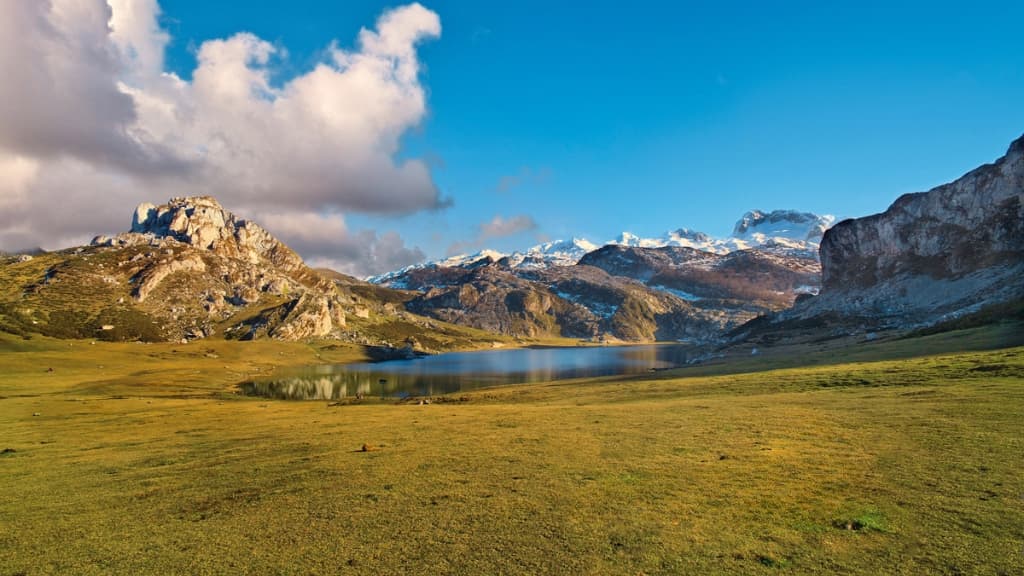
3, 3, 1023, 575
1, 326, 1022, 574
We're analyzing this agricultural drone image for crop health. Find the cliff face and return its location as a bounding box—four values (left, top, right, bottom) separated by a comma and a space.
820, 136, 1024, 290
791, 134, 1024, 327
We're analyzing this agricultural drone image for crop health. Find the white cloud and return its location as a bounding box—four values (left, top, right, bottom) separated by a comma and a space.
479, 214, 538, 239
254, 211, 425, 277
445, 213, 538, 255
0, 0, 441, 273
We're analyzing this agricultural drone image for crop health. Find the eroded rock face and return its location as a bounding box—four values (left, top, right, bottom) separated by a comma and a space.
787, 134, 1024, 328
821, 136, 1024, 289
128, 196, 305, 271
87, 196, 348, 341
133, 254, 206, 302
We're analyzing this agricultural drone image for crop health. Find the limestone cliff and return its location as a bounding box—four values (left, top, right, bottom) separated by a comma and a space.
786, 134, 1024, 328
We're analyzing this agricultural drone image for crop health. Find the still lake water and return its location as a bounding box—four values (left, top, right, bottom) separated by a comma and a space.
242, 344, 697, 400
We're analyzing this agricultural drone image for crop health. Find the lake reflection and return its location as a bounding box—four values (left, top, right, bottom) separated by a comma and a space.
242, 344, 697, 400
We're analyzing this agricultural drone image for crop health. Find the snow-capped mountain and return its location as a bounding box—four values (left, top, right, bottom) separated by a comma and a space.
499, 238, 599, 269
367, 240, 598, 286
732, 210, 834, 242
610, 210, 835, 256
369, 209, 834, 285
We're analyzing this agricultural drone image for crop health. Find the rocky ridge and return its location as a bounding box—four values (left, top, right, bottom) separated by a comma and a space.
768, 134, 1024, 331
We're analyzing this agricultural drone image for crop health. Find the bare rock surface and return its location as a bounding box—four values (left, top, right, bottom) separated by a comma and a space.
775, 134, 1024, 330
78, 196, 348, 340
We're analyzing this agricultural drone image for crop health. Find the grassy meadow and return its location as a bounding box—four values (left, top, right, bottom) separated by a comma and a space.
1, 326, 1023, 574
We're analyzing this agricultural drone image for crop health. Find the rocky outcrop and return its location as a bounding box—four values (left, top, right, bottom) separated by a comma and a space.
820, 136, 1023, 289
779, 134, 1024, 329
133, 254, 206, 302
122, 196, 307, 273
83, 196, 349, 341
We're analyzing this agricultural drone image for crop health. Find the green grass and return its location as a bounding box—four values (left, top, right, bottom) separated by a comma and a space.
1, 328, 1022, 574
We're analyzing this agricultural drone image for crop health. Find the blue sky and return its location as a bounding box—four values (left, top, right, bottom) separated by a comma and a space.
154, 0, 1024, 257
6, 1, 1019, 269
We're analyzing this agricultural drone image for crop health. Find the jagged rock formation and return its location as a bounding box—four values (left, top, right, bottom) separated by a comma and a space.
770, 134, 1024, 330
88, 196, 347, 340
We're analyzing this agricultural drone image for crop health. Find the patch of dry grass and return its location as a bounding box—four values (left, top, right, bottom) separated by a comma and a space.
0, 330, 1022, 574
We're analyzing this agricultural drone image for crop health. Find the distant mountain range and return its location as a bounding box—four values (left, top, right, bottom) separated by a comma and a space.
368, 210, 832, 341
2, 135, 1019, 346
370, 210, 835, 285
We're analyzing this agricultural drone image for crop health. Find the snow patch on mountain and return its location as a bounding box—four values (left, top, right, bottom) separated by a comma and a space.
554, 289, 619, 319
501, 238, 599, 269
649, 285, 703, 301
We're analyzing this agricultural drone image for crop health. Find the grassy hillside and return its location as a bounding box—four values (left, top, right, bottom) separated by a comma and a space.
1, 328, 1022, 574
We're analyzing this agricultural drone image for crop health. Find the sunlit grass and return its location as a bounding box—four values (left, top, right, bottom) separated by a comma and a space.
1, 327, 1022, 574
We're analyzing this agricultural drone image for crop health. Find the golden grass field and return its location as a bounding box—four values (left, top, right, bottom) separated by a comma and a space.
1, 325, 1023, 575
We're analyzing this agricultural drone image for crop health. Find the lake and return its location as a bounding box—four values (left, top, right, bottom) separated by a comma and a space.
241, 344, 698, 400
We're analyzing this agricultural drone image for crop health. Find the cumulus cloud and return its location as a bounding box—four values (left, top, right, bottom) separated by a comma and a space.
0, 0, 441, 273
252, 211, 425, 277
0, 1, 143, 168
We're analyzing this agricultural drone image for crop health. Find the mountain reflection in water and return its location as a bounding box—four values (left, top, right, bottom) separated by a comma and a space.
242, 344, 698, 400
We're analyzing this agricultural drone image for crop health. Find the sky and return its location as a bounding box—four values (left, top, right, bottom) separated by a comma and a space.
1, 1, 1023, 276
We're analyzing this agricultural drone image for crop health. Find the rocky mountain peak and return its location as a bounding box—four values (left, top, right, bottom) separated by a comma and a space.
79, 196, 351, 341
669, 228, 713, 243
732, 210, 835, 242
125, 196, 297, 269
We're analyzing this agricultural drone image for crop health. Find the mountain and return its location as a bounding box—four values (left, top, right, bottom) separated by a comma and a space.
751, 133, 1024, 335
732, 210, 833, 242
0, 197, 492, 348
399, 263, 737, 341
372, 209, 834, 287
579, 244, 820, 308
368, 239, 598, 286
498, 238, 600, 269
610, 210, 835, 258
367, 209, 832, 342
